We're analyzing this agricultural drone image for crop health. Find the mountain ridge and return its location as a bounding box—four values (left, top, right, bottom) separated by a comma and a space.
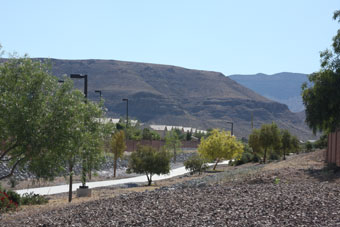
229, 72, 308, 112
1, 58, 315, 140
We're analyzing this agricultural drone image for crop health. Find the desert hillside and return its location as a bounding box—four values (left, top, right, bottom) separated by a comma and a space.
41, 59, 313, 139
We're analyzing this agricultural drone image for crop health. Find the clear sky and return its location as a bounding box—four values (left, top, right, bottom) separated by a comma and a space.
1, 1, 339, 75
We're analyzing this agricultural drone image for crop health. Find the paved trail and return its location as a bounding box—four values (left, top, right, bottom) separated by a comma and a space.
15, 161, 229, 196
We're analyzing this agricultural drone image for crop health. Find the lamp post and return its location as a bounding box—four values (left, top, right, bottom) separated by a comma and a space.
227, 121, 234, 136
70, 74, 88, 101
122, 98, 129, 128
70, 74, 88, 192
94, 90, 102, 100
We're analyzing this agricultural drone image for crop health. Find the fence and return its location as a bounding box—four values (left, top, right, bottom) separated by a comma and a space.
125, 140, 200, 152
326, 130, 340, 166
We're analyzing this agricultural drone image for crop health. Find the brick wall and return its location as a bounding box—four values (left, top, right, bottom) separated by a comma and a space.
125, 140, 200, 152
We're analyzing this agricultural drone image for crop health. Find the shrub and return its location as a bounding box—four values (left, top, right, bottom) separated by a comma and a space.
21, 192, 48, 205
0, 191, 18, 213
269, 152, 281, 161
184, 154, 207, 175
306, 141, 313, 152
127, 146, 171, 186
232, 143, 261, 166
6, 190, 21, 205
314, 133, 328, 149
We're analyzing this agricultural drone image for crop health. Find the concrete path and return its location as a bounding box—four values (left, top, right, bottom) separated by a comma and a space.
15, 161, 229, 196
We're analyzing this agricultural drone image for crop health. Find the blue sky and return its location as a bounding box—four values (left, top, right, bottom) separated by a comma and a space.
1, 1, 339, 75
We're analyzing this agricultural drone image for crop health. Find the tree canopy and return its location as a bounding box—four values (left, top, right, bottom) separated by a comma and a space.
0, 56, 108, 189
110, 130, 126, 177
0, 57, 69, 180
127, 145, 171, 186
198, 129, 244, 170
164, 130, 182, 162
302, 10, 340, 133
248, 123, 300, 163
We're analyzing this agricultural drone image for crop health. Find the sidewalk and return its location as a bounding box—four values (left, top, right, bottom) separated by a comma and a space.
15, 161, 229, 196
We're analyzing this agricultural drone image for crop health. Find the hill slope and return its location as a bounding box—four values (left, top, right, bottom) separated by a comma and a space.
45, 59, 313, 139
229, 72, 308, 112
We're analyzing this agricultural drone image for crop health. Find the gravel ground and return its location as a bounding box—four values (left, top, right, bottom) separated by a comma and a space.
3, 150, 340, 226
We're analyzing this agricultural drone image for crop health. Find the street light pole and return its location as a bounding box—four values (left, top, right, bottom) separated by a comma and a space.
227, 121, 234, 136
70, 74, 89, 201
94, 90, 102, 99
70, 74, 88, 101
122, 98, 128, 128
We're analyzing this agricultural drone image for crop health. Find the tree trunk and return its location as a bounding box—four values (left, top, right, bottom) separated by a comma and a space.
68, 163, 73, 203
148, 174, 152, 186
88, 167, 92, 180
113, 156, 117, 178
173, 145, 176, 163
263, 148, 267, 164
146, 173, 152, 186
213, 158, 220, 170
283, 150, 286, 160
81, 159, 86, 187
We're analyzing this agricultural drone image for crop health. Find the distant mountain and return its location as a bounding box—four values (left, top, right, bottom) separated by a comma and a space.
29, 59, 315, 140
229, 72, 308, 112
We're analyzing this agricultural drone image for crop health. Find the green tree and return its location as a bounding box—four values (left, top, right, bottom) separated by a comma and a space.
110, 130, 126, 177
198, 129, 244, 170
48, 78, 107, 202
0, 55, 108, 202
151, 131, 161, 140
259, 123, 281, 163
306, 141, 313, 152
184, 154, 207, 175
302, 10, 340, 133
127, 145, 171, 186
281, 129, 292, 160
314, 133, 328, 149
164, 130, 182, 162
0, 57, 69, 180
291, 136, 300, 154
248, 128, 263, 156
142, 128, 152, 140
186, 131, 192, 141
122, 120, 142, 140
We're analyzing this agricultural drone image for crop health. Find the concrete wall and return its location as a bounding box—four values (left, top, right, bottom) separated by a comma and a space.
327, 130, 340, 166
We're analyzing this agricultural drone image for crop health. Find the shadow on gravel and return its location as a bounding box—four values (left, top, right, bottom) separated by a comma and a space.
304, 164, 340, 183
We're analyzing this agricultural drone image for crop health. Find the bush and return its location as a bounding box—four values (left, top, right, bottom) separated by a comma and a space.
0, 190, 18, 213
232, 143, 261, 166
21, 192, 48, 205
269, 152, 281, 161
127, 146, 171, 186
184, 154, 207, 175
314, 133, 328, 149
306, 141, 313, 152
6, 190, 21, 205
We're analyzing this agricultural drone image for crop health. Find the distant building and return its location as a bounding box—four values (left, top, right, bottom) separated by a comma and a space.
149, 124, 207, 138
96, 118, 138, 126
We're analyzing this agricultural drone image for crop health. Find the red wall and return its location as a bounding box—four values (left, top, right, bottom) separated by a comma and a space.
125, 140, 200, 152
